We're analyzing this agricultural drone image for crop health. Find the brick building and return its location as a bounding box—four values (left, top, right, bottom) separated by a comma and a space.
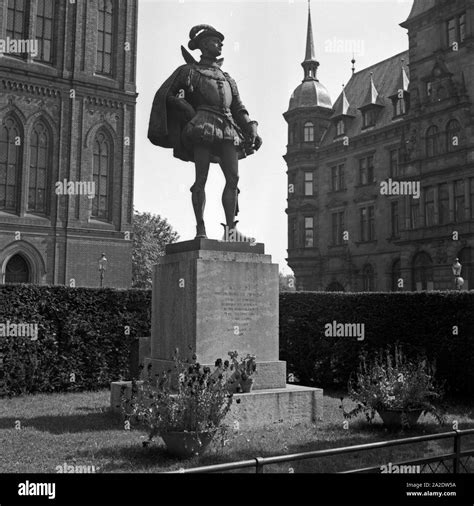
284, 0, 474, 292
0, 0, 137, 288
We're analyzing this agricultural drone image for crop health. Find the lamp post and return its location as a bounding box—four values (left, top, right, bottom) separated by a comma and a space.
99, 253, 108, 288
452, 258, 464, 291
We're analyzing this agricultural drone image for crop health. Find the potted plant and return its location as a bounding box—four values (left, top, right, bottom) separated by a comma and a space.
124, 350, 233, 458
228, 351, 257, 393
341, 345, 445, 428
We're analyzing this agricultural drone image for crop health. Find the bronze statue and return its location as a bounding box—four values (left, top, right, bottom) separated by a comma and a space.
148, 25, 262, 240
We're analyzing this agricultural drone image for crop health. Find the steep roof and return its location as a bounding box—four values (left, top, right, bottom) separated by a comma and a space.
321, 50, 409, 146
403, 0, 437, 24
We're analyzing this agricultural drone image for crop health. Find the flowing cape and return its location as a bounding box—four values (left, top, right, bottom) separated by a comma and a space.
148, 64, 195, 162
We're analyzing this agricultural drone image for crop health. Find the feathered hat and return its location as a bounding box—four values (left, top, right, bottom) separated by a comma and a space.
188, 24, 224, 51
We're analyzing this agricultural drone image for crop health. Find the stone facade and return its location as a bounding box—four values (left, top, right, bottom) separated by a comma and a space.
285, 0, 474, 292
0, 0, 138, 288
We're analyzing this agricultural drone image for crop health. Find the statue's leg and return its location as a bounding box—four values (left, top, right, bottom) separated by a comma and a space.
191, 145, 211, 238
219, 141, 239, 228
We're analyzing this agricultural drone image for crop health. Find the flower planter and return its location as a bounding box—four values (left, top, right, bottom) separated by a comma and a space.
377, 409, 423, 428
240, 377, 254, 393
161, 430, 215, 458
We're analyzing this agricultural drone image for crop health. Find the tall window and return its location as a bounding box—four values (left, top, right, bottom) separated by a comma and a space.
331, 211, 344, 246
454, 180, 465, 222
359, 155, 374, 185
97, 0, 114, 75
336, 120, 345, 137
458, 247, 473, 290
7, 0, 28, 40
0, 117, 21, 212
303, 122, 314, 143
28, 121, 49, 214
410, 199, 420, 229
289, 217, 296, 249
438, 184, 449, 225
425, 187, 435, 226
447, 119, 461, 152
471, 178, 474, 219
391, 259, 401, 291
35, 0, 54, 63
390, 149, 399, 177
360, 206, 375, 242
413, 252, 433, 291
331, 164, 345, 191
448, 17, 456, 47
304, 217, 314, 247
362, 109, 376, 128
459, 13, 466, 43
426, 126, 439, 157
395, 97, 406, 117
362, 264, 375, 292
304, 171, 314, 196
391, 201, 399, 237
92, 131, 111, 220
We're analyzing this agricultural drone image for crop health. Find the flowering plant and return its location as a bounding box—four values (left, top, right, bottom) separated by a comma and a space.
228, 351, 257, 382
125, 349, 233, 443
341, 345, 445, 426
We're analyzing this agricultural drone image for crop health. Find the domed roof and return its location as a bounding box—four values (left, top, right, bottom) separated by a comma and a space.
289, 80, 333, 111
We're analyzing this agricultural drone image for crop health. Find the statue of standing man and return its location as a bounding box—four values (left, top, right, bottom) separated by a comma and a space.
148, 25, 262, 240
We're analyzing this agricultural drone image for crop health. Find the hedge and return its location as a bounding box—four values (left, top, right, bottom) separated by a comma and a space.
1, 287, 473, 396
0, 286, 150, 396
280, 292, 474, 396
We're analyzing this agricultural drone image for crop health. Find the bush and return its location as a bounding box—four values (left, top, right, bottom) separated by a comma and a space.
280, 291, 474, 396
0, 285, 150, 395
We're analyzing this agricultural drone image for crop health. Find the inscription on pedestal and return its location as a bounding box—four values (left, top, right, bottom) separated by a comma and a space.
218, 287, 263, 336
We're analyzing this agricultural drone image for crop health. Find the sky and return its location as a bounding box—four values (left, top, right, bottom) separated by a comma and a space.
135, 0, 413, 273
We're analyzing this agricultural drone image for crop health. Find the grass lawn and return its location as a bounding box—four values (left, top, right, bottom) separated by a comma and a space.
1, 389, 473, 473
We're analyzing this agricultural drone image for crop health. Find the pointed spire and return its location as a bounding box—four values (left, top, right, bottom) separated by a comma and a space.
301, 0, 319, 82
331, 84, 355, 119
305, 0, 316, 62
351, 54, 356, 75
361, 72, 384, 108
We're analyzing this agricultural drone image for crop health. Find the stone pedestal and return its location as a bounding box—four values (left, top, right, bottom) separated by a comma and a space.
111, 239, 323, 427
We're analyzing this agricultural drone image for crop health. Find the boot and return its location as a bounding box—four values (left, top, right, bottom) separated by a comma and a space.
195, 222, 207, 239
221, 221, 255, 244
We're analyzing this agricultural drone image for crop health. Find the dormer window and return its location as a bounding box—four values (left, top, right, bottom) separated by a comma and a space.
395, 96, 406, 116
304, 122, 314, 142
336, 120, 345, 136
362, 109, 377, 128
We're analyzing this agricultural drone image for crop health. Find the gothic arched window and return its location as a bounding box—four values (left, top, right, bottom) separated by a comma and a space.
28, 121, 50, 214
413, 252, 433, 291
303, 122, 314, 143
92, 131, 112, 220
426, 125, 439, 157
362, 264, 375, 292
97, 0, 114, 75
0, 116, 22, 212
446, 119, 461, 152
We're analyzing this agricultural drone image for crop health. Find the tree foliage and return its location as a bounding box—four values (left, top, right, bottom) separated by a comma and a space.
132, 211, 179, 288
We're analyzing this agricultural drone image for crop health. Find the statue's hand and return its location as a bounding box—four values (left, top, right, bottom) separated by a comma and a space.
254, 135, 263, 151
